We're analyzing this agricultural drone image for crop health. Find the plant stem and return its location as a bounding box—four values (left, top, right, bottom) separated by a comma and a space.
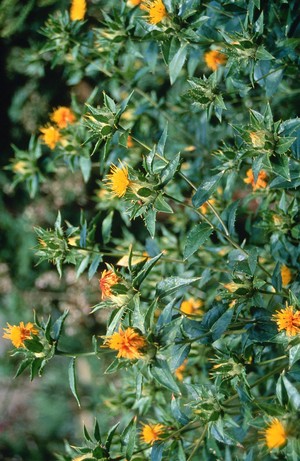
187, 424, 208, 461
56, 350, 97, 358
258, 355, 286, 366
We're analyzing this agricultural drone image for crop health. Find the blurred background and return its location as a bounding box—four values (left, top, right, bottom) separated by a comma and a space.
0, 2, 113, 459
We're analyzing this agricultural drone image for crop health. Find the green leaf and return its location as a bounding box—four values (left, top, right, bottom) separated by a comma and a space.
145, 146, 156, 174
151, 443, 164, 461
150, 360, 181, 394
79, 156, 92, 183
227, 200, 240, 235
156, 276, 200, 299
68, 358, 81, 407
183, 223, 213, 260
144, 207, 156, 238
192, 172, 223, 208
282, 375, 300, 411
30, 357, 43, 380
83, 424, 92, 442
105, 422, 120, 451
106, 306, 127, 336
121, 417, 137, 460
76, 255, 90, 278
102, 210, 113, 244
94, 419, 102, 443
132, 253, 163, 289
271, 155, 290, 180
169, 44, 188, 85
145, 298, 158, 331
247, 248, 258, 275
153, 194, 173, 213
14, 358, 33, 378
88, 254, 102, 280
252, 155, 265, 183
160, 152, 181, 187
171, 396, 190, 425
289, 345, 300, 369
276, 136, 296, 155
51, 309, 69, 342
255, 46, 274, 60
157, 124, 168, 157
24, 336, 44, 353
156, 298, 177, 331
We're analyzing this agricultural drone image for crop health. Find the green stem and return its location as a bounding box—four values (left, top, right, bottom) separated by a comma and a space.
56, 350, 97, 358
163, 420, 201, 441
258, 355, 286, 366
249, 363, 287, 389
187, 424, 208, 461
258, 289, 285, 296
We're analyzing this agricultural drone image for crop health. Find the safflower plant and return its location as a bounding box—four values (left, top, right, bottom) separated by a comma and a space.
2, 0, 300, 460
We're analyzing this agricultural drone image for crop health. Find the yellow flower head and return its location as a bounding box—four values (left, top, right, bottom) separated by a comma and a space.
280, 265, 292, 286
103, 327, 146, 360
70, 0, 87, 21
40, 125, 61, 150
175, 359, 187, 381
243, 168, 268, 191
262, 418, 287, 450
204, 50, 227, 71
272, 305, 300, 336
141, 423, 165, 444
50, 106, 76, 129
106, 163, 131, 198
180, 298, 204, 315
99, 269, 119, 300
3, 322, 38, 348
140, 0, 167, 25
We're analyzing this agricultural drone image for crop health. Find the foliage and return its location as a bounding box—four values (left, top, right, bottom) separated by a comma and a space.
2, 0, 300, 460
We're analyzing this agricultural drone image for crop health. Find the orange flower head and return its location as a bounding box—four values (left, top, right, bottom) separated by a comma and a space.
141, 423, 165, 444
99, 269, 119, 300
140, 0, 167, 25
243, 168, 268, 191
70, 0, 86, 21
106, 163, 130, 198
175, 359, 187, 381
180, 298, 204, 315
3, 322, 38, 348
262, 418, 287, 450
103, 327, 146, 360
272, 305, 300, 336
280, 265, 292, 286
204, 50, 227, 71
50, 106, 76, 129
40, 125, 61, 150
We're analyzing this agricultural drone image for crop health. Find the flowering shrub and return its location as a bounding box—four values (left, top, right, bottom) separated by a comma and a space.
2, 0, 300, 460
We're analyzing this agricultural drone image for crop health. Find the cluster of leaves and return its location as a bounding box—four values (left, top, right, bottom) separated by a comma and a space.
3, 0, 300, 460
